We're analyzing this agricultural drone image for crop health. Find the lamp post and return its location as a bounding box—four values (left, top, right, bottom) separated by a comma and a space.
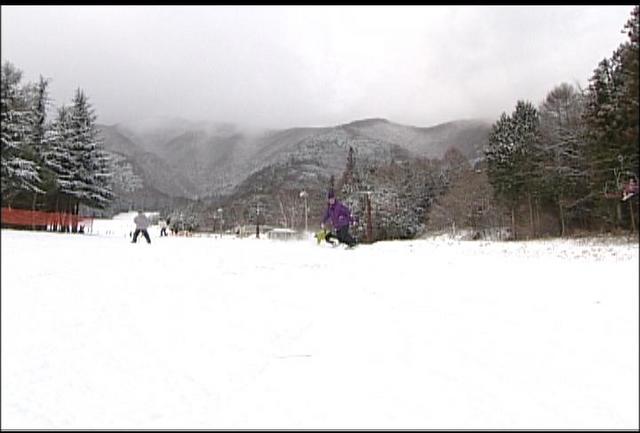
299, 190, 308, 233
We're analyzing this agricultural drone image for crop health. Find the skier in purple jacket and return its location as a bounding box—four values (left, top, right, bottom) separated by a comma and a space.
321, 190, 357, 247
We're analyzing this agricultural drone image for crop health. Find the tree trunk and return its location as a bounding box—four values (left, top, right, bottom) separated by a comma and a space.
65, 196, 72, 232
511, 206, 516, 240
558, 196, 565, 237
527, 192, 535, 239
278, 197, 288, 228
63, 197, 68, 232
71, 200, 77, 233
366, 194, 373, 243
630, 200, 637, 234
535, 199, 541, 236
31, 193, 37, 231
54, 195, 60, 232
75, 201, 80, 233
62, 196, 67, 232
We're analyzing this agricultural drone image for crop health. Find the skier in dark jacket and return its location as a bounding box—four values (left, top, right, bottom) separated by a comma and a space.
321, 190, 357, 247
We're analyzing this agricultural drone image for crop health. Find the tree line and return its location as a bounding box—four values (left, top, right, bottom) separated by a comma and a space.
473, 6, 638, 238
336, 7, 638, 241
1, 62, 114, 229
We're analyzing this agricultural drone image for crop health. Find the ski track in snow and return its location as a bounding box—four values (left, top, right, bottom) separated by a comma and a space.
1, 223, 638, 429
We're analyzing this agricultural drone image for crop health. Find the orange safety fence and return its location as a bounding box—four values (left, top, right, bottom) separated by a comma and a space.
1, 208, 94, 230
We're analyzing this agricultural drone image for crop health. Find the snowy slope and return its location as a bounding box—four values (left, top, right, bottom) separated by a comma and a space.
89, 211, 159, 237
1, 226, 638, 429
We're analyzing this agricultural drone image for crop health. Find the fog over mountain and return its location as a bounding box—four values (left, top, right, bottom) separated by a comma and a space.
99, 116, 492, 208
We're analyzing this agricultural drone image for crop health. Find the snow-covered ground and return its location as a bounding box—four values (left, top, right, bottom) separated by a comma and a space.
88, 211, 159, 237
1, 216, 638, 429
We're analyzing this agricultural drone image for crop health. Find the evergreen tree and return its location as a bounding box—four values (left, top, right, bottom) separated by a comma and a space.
583, 6, 639, 228
1, 62, 42, 204
485, 101, 542, 238
27, 76, 51, 159
511, 100, 543, 236
25, 75, 55, 212
67, 89, 113, 211
583, 59, 617, 201
44, 105, 76, 214
485, 112, 521, 237
616, 6, 639, 177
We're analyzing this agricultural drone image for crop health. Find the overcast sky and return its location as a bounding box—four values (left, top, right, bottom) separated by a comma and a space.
1, 5, 634, 130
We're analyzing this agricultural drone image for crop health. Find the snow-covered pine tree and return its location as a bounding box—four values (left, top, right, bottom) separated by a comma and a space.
27, 76, 51, 158
485, 101, 543, 238
67, 89, 113, 214
1, 62, 42, 205
605, 7, 638, 189
44, 105, 77, 221
338, 154, 440, 242
618, 6, 639, 177
25, 75, 54, 214
510, 100, 543, 237
582, 6, 639, 230
485, 112, 521, 237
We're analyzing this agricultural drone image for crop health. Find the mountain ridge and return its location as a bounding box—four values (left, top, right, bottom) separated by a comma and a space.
98, 117, 491, 209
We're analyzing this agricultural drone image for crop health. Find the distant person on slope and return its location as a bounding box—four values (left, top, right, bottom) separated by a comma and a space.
159, 218, 168, 237
132, 211, 151, 244
321, 190, 357, 247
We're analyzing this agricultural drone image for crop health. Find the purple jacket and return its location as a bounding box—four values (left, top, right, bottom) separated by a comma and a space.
322, 200, 353, 230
